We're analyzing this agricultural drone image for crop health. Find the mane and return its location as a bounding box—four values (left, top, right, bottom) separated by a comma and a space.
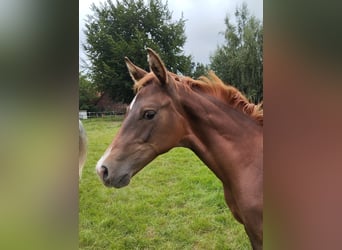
183, 71, 263, 126
134, 71, 263, 126
133, 73, 155, 93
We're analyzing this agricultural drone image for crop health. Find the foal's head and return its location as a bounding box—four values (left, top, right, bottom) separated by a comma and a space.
96, 49, 187, 188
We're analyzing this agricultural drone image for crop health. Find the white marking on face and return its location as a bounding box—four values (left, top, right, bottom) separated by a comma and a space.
129, 94, 138, 110
96, 146, 112, 172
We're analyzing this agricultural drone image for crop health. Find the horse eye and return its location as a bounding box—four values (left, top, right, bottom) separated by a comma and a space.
143, 110, 156, 120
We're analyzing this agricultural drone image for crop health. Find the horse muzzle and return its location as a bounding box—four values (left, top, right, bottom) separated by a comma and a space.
97, 165, 131, 188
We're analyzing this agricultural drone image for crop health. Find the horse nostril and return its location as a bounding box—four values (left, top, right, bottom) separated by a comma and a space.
101, 165, 109, 181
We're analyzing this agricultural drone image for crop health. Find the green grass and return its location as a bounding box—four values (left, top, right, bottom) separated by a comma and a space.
79, 118, 250, 249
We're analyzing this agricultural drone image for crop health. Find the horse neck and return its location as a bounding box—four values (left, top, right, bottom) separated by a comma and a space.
177, 89, 262, 184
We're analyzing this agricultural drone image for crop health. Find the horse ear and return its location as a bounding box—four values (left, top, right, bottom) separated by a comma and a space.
125, 57, 147, 82
147, 48, 168, 85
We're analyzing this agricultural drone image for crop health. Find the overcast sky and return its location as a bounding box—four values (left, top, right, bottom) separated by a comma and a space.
79, 0, 262, 67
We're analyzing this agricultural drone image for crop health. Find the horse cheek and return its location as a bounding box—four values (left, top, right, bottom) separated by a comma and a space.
140, 123, 155, 143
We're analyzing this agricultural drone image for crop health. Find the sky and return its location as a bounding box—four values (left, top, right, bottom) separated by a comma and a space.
79, 0, 262, 67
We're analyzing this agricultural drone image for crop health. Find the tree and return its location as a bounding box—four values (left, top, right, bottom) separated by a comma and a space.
192, 62, 210, 79
83, 0, 192, 103
210, 3, 263, 103
79, 73, 99, 111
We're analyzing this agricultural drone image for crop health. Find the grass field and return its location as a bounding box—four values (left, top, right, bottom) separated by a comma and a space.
79, 118, 250, 249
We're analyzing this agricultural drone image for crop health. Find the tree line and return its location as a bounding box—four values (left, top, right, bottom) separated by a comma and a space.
80, 0, 263, 111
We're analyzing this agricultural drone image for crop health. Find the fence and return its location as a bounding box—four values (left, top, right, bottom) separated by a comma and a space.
79, 111, 125, 120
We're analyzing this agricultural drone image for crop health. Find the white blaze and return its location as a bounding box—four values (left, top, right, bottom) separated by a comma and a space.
129, 94, 138, 110
96, 146, 112, 172
96, 94, 138, 173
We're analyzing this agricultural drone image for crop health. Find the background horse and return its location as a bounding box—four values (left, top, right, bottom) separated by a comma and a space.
96, 48, 263, 249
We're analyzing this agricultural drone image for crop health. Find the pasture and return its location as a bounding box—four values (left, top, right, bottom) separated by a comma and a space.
79, 118, 249, 249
